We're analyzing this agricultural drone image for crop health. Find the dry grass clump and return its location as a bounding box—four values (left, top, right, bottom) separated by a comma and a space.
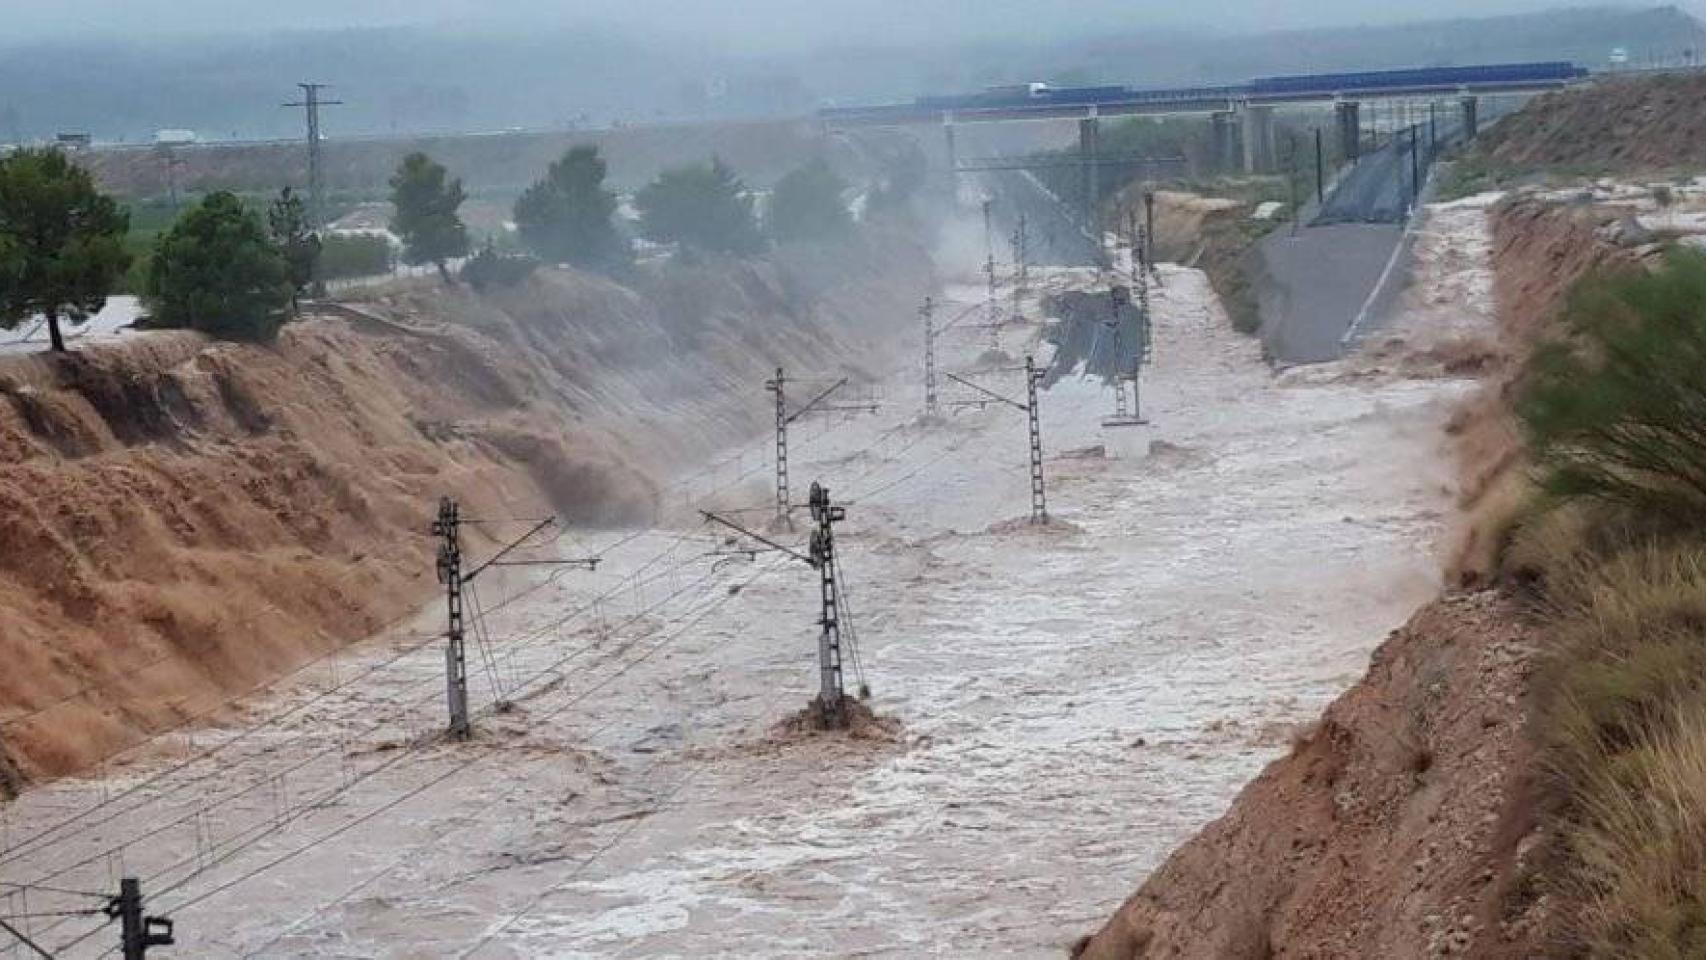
1518, 523, 1706, 956
1497, 248, 1706, 956
1567, 702, 1706, 958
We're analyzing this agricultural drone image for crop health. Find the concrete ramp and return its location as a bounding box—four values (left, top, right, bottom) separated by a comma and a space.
1251, 222, 1408, 364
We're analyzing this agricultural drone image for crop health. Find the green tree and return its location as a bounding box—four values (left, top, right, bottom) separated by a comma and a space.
865, 140, 928, 219
766, 158, 852, 243
145, 191, 292, 342
267, 186, 321, 311
0, 148, 131, 352
1520, 248, 1706, 524
388, 152, 468, 282
634, 157, 763, 256
514, 145, 627, 270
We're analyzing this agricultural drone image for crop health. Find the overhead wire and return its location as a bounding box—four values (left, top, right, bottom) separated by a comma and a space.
27, 442, 941, 948
449, 613, 801, 960
16, 539, 724, 912
0, 915, 56, 960
0, 605, 441, 867
23, 298, 1002, 955
141, 554, 735, 900
15, 534, 721, 904
145, 558, 785, 955
6, 369, 852, 869
231, 557, 789, 956
0, 884, 105, 902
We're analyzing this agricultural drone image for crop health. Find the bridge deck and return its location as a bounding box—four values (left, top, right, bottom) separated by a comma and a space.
821, 61, 1584, 128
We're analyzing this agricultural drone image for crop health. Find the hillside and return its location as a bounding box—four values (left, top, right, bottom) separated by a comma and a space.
1480, 71, 1706, 173
0, 229, 931, 785
4, 7, 1698, 146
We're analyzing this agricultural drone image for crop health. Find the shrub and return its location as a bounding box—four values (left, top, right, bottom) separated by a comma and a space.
460, 243, 538, 292
267, 186, 319, 306
1519, 249, 1706, 526
318, 233, 393, 281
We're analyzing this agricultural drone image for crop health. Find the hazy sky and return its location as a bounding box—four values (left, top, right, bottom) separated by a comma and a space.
3, 0, 1576, 48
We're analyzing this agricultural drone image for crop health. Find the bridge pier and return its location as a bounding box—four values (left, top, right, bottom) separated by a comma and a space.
1336, 101, 1361, 163
1240, 104, 1276, 174
1211, 111, 1237, 173
1460, 95, 1480, 140
943, 114, 959, 196
1079, 113, 1101, 228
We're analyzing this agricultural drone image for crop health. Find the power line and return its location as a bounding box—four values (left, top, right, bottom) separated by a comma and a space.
153, 557, 783, 945
8, 527, 716, 893
14, 540, 723, 905
134, 555, 733, 904
280, 83, 343, 235
0, 915, 56, 959
14, 339, 969, 946
0, 909, 103, 921
0, 620, 442, 871
0, 605, 439, 866
231, 558, 787, 956
0, 883, 107, 901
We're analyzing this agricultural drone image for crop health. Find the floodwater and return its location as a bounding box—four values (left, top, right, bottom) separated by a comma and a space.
0, 208, 1485, 958
0, 297, 143, 355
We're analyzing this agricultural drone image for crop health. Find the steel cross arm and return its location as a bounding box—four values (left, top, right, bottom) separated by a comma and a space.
699, 511, 817, 567
943, 372, 1027, 412
463, 517, 557, 582
488, 558, 602, 571
785, 377, 851, 425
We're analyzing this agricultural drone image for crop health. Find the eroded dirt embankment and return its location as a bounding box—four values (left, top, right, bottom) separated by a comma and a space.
1071, 197, 1642, 959
1479, 73, 1706, 174
1448, 198, 1652, 584
0, 230, 930, 786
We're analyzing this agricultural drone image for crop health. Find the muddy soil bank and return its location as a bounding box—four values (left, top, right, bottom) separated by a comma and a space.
0, 227, 931, 784
1071, 194, 1646, 959
1448, 197, 1652, 584
1072, 592, 1541, 960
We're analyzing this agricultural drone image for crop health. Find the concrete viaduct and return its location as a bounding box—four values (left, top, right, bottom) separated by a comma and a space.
821, 61, 1585, 213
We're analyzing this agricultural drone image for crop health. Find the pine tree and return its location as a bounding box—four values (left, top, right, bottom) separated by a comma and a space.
767, 158, 852, 243
267, 186, 321, 311
634, 156, 763, 256
514, 146, 627, 270
0, 148, 131, 352
389, 152, 469, 283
